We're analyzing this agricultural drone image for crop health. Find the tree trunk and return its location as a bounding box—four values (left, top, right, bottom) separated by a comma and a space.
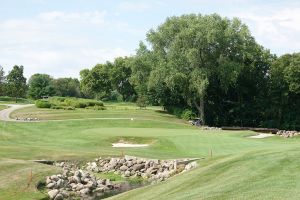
194, 96, 205, 125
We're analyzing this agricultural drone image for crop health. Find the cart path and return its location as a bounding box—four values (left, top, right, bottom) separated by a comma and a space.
0, 104, 34, 121
0, 104, 134, 122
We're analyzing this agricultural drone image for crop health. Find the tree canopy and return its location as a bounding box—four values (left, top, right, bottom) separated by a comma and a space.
139, 14, 272, 123
6, 65, 27, 102
28, 74, 55, 99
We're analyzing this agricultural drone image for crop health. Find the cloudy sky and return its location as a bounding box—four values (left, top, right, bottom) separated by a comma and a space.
0, 0, 299, 78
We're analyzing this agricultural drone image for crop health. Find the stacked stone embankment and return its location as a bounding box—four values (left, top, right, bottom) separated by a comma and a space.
45, 155, 198, 200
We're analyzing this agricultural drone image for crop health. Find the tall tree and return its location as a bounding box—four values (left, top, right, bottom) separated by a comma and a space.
110, 57, 135, 101
28, 74, 55, 99
80, 64, 112, 99
0, 66, 6, 96
145, 14, 266, 124
267, 53, 300, 130
6, 65, 27, 102
53, 78, 80, 97
130, 42, 154, 97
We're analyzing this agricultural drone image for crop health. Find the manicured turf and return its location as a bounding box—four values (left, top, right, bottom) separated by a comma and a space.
1, 103, 300, 199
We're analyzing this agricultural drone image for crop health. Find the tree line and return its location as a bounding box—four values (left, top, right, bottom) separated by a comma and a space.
0, 14, 299, 130
0, 66, 81, 100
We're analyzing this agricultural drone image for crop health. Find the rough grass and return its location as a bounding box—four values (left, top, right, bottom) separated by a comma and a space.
1, 103, 300, 199
0, 96, 33, 104
0, 105, 8, 111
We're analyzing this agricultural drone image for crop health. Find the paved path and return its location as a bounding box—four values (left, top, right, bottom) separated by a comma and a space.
0, 104, 34, 121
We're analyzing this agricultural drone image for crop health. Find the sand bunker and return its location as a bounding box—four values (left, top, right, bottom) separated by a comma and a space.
248, 133, 274, 139
112, 143, 149, 148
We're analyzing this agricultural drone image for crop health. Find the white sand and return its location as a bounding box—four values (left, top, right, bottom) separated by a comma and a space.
112, 143, 149, 148
248, 133, 274, 139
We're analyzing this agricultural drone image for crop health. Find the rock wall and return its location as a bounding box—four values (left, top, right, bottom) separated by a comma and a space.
276, 130, 300, 138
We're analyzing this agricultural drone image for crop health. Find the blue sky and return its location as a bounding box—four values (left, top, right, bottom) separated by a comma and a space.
0, 0, 299, 78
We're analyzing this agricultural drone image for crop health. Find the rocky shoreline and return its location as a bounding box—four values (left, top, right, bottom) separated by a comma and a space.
45, 155, 198, 200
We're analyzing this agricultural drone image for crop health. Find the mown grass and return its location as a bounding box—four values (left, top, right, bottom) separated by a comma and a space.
1, 103, 300, 199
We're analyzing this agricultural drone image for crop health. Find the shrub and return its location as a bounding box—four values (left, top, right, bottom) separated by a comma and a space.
86, 101, 104, 107
35, 100, 51, 108
38, 97, 105, 110
136, 96, 147, 109
74, 101, 87, 108
181, 109, 196, 120
166, 106, 184, 118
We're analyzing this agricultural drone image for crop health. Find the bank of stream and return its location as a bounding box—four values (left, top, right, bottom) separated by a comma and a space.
37, 155, 199, 200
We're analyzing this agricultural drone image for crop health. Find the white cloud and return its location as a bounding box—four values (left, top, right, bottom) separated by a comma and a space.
0, 10, 132, 78
0, 47, 132, 78
232, 7, 300, 55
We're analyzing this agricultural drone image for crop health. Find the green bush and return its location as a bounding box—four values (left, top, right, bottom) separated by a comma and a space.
136, 96, 147, 109
35, 100, 51, 108
166, 106, 185, 118
86, 101, 104, 107
37, 97, 104, 110
181, 109, 196, 120
73, 101, 87, 108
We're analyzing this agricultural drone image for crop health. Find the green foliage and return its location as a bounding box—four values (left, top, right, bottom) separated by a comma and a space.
283, 53, 300, 94
28, 74, 55, 99
53, 78, 81, 97
80, 64, 112, 99
136, 95, 147, 109
35, 96, 105, 110
80, 57, 136, 101
6, 65, 27, 102
0, 96, 32, 104
35, 100, 51, 108
141, 14, 264, 123
266, 53, 300, 130
181, 109, 196, 120
0, 66, 5, 96
110, 57, 136, 101
50, 105, 64, 110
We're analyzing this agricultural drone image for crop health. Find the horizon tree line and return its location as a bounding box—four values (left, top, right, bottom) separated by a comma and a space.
0, 14, 299, 130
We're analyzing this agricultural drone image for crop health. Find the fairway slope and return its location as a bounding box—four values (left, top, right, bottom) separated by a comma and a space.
1, 104, 300, 199
109, 149, 300, 200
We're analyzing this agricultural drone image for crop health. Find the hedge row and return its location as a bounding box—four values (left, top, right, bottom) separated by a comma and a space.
35, 97, 105, 110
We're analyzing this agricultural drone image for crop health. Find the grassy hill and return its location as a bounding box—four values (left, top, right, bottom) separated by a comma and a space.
0, 103, 299, 199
